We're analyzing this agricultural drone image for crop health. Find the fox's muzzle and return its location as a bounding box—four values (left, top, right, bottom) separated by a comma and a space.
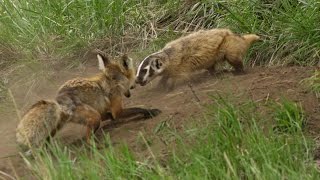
124, 90, 131, 98
130, 84, 136, 89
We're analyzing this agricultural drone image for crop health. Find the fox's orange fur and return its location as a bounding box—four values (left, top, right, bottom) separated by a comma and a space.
16, 100, 66, 151
16, 53, 136, 152
135, 28, 260, 88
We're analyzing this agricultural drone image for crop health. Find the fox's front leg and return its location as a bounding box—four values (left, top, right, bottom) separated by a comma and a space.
70, 104, 101, 144
109, 92, 123, 121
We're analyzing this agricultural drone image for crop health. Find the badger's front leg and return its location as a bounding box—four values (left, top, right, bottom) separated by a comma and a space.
158, 74, 177, 91
158, 74, 169, 88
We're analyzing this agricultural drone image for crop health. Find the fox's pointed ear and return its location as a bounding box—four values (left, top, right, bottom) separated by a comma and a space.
97, 53, 110, 70
121, 54, 133, 70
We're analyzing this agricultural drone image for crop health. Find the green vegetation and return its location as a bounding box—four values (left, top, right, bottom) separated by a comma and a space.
1, 0, 320, 67
272, 99, 305, 133
23, 97, 319, 179
302, 70, 320, 98
1, 0, 320, 179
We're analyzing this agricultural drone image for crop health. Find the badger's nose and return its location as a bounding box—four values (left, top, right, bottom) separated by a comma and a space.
135, 77, 143, 85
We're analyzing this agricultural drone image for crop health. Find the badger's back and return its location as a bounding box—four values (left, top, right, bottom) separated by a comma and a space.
163, 29, 233, 74
16, 100, 62, 151
220, 33, 260, 60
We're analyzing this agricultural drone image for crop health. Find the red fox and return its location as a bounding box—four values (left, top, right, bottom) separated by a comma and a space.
135, 28, 260, 89
16, 53, 159, 153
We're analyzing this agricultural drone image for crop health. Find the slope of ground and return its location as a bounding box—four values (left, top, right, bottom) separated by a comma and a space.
0, 63, 319, 179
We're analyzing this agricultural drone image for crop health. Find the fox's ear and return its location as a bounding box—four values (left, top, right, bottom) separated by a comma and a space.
97, 53, 110, 70
121, 54, 133, 70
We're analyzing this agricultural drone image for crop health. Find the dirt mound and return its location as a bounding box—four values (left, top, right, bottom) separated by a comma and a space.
0, 65, 319, 178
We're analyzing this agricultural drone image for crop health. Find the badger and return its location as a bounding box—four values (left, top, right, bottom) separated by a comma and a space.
135, 28, 260, 89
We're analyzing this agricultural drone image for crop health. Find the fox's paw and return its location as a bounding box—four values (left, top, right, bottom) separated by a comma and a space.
143, 109, 162, 119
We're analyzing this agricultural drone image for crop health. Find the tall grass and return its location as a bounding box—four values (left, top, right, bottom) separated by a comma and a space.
272, 99, 305, 133
0, 0, 141, 56
23, 97, 319, 179
302, 70, 320, 98
1, 0, 319, 67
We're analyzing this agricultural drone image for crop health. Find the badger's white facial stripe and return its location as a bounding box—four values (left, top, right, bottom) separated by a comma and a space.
136, 52, 166, 85
142, 66, 151, 82
136, 55, 151, 77
136, 52, 162, 77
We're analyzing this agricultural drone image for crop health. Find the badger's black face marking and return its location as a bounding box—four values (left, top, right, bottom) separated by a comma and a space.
139, 69, 148, 77
155, 59, 162, 69
149, 67, 155, 77
136, 53, 166, 86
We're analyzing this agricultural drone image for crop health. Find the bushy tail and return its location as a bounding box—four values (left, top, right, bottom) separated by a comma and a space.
16, 100, 65, 153
242, 34, 260, 45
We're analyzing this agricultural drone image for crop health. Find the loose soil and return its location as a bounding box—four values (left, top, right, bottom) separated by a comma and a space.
0, 62, 319, 179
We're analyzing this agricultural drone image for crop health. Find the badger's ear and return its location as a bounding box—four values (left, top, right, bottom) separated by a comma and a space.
97, 53, 110, 70
121, 54, 133, 70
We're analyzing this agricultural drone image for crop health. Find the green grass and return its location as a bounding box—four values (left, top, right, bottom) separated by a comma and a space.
1, 0, 320, 68
272, 99, 305, 133
22, 97, 319, 179
2, 0, 320, 179
302, 70, 320, 98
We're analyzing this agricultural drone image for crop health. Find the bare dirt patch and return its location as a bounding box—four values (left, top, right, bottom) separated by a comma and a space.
0, 64, 319, 179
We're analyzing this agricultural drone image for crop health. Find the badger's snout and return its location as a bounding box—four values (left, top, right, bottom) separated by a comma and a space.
135, 77, 147, 86
136, 80, 147, 86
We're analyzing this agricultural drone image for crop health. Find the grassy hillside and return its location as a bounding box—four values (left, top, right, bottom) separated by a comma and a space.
1, 0, 320, 68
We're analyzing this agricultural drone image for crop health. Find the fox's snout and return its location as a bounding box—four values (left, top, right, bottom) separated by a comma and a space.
124, 90, 131, 98
130, 83, 136, 90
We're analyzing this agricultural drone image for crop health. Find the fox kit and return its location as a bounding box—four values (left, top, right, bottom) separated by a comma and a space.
16, 53, 139, 152
135, 28, 260, 89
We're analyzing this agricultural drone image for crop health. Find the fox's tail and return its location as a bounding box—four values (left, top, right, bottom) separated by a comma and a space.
242, 34, 260, 45
16, 100, 65, 153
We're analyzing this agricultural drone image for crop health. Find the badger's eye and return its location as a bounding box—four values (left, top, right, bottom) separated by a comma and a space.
155, 61, 162, 69
153, 58, 163, 70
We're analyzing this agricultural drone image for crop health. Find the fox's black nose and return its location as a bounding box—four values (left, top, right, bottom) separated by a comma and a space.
130, 84, 136, 89
125, 91, 131, 98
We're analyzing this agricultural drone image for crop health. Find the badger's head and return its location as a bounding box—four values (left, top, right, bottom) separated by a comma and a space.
135, 52, 168, 86
97, 53, 135, 98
